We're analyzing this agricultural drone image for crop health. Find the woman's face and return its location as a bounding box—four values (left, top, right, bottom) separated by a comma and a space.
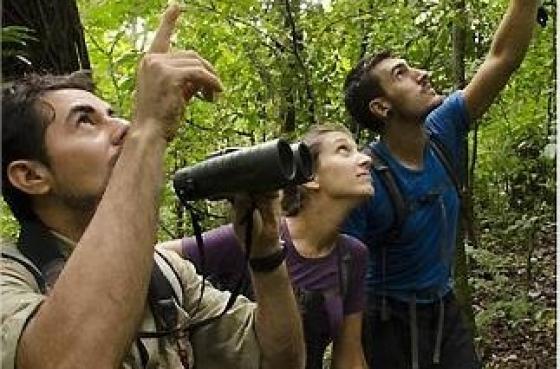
311, 131, 373, 200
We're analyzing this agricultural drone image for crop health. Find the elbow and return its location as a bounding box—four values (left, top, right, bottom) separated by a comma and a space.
18, 333, 121, 369
20, 354, 117, 369
502, 55, 524, 74
261, 340, 305, 369
489, 48, 527, 75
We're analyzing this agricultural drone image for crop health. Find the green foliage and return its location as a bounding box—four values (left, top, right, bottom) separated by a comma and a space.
0, 201, 18, 241
1, 0, 556, 365
1, 25, 37, 65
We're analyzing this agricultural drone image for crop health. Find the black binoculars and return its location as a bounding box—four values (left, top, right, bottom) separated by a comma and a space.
173, 139, 314, 202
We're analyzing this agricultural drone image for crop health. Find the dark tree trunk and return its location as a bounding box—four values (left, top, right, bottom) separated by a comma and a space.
451, 0, 477, 334
2, 0, 90, 80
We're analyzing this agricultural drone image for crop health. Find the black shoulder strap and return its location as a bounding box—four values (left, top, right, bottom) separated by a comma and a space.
363, 145, 407, 241
427, 134, 462, 200
0, 220, 66, 293
17, 221, 65, 284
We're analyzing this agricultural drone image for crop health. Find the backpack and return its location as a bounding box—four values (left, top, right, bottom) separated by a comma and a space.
361, 134, 463, 369
363, 132, 462, 242
1, 221, 187, 368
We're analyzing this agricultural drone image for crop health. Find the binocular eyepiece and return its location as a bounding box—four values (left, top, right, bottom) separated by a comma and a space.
173, 139, 314, 202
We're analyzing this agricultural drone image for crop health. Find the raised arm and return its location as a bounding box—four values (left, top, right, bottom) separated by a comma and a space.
463, 0, 538, 120
17, 6, 223, 369
233, 193, 305, 369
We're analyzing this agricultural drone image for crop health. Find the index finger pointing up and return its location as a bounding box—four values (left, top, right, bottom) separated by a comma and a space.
148, 3, 182, 53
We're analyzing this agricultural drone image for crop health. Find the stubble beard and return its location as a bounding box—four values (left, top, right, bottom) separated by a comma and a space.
60, 192, 100, 213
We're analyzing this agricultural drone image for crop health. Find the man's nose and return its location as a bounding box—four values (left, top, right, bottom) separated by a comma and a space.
109, 117, 130, 145
358, 152, 372, 170
415, 68, 430, 82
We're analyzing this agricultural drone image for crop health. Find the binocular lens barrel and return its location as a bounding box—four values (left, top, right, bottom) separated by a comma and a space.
291, 143, 314, 185
174, 139, 296, 201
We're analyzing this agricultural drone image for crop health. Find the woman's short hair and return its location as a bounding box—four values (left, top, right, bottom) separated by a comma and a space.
281, 123, 352, 216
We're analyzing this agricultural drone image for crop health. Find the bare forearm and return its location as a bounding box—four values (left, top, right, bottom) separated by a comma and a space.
331, 313, 368, 369
19, 127, 167, 369
464, 0, 538, 119
332, 354, 368, 369
251, 264, 305, 369
490, 0, 538, 67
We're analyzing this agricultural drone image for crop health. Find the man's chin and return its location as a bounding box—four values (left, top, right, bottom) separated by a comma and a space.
432, 94, 444, 106
423, 95, 444, 116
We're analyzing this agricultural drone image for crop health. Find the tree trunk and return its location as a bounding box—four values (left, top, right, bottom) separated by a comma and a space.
451, 0, 477, 334
2, 0, 90, 80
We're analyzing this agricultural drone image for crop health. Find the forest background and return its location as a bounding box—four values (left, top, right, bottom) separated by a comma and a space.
1, 0, 557, 368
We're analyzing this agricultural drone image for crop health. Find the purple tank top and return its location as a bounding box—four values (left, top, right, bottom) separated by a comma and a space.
182, 221, 368, 340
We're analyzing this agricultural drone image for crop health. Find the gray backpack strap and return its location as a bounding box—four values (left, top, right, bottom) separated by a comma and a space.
138, 251, 184, 338
138, 250, 190, 368
337, 240, 353, 302
1, 248, 46, 294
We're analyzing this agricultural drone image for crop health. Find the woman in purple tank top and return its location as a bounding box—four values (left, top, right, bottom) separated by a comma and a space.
162, 124, 373, 369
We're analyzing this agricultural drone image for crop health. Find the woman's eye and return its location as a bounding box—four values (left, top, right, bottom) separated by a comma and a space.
337, 145, 350, 154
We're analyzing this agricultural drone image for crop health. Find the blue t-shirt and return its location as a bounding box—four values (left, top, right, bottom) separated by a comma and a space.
342, 91, 470, 303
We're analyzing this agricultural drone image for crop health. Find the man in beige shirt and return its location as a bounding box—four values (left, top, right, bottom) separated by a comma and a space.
1, 5, 304, 369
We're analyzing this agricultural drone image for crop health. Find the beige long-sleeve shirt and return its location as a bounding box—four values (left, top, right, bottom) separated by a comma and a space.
1, 236, 260, 369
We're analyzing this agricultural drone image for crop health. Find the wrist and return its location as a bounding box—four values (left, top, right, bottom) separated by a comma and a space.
128, 120, 168, 147
249, 241, 286, 273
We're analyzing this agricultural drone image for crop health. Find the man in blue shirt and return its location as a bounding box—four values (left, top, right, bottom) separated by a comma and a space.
342, 1, 539, 368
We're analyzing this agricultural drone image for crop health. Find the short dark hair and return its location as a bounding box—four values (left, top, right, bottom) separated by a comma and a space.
343, 51, 392, 134
2, 71, 95, 222
281, 123, 353, 216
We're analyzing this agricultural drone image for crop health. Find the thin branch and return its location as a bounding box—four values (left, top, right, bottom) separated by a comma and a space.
284, 0, 316, 124
185, 118, 254, 138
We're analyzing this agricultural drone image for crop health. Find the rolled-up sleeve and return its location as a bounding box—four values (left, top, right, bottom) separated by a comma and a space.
162, 250, 261, 369
1, 259, 45, 369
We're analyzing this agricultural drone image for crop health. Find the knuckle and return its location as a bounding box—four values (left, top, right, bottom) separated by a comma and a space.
141, 54, 159, 69
185, 50, 200, 59
193, 67, 206, 79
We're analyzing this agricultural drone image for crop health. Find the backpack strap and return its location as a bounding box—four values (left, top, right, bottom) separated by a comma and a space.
1, 248, 47, 294
135, 251, 191, 369
148, 252, 183, 332
427, 133, 462, 200
9, 221, 188, 367
16, 220, 65, 288
337, 239, 353, 303
362, 145, 407, 242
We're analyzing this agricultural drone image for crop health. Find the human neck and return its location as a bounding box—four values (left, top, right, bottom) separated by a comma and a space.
286, 193, 357, 258
34, 200, 94, 244
382, 117, 427, 170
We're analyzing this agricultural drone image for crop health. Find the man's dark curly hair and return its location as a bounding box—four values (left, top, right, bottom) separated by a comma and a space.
343, 51, 392, 134
2, 71, 95, 222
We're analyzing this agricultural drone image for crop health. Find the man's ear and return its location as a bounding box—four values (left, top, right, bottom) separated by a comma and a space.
7, 160, 52, 195
369, 97, 392, 120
